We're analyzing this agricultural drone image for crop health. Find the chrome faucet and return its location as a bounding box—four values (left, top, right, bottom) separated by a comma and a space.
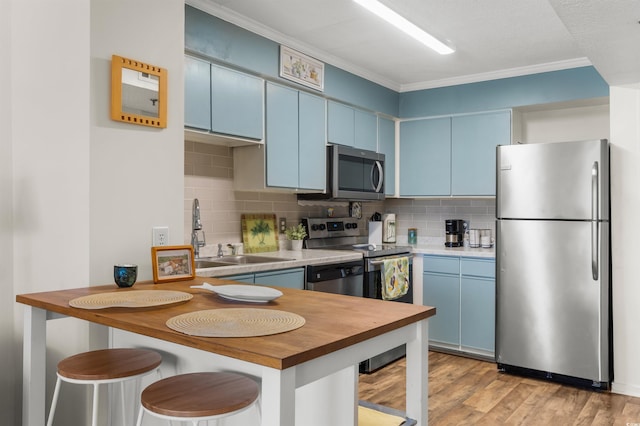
191, 198, 206, 258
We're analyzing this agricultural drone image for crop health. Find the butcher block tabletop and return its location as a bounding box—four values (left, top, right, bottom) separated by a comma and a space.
17, 276, 435, 370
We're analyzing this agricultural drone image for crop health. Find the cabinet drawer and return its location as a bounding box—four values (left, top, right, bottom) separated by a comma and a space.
423, 255, 459, 274
460, 258, 495, 278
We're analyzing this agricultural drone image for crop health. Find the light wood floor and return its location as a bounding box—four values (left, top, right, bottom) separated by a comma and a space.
358, 351, 640, 425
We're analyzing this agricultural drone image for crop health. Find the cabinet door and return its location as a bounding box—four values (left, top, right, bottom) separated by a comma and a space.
254, 268, 305, 289
378, 117, 395, 196
461, 276, 495, 353
423, 272, 460, 346
266, 83, 299, 188
354, 109, 378, 151
184, 56, 211, 130
298, 92, 326, 190
327, 101, 354, 146
451, 111, 511, 196
220, 273, 255, 284
211, 64, 264, 140
400, 118, 451, 196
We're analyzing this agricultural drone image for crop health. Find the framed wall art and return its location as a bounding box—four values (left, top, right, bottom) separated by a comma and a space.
241, 214, 278, 253
279, 45, 324, 91
151, 245, 195, 283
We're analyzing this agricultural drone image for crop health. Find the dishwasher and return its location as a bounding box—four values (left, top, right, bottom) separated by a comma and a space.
305, 260, 364, 297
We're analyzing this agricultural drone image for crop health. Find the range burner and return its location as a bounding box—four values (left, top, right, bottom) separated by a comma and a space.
302, 217, 411, 258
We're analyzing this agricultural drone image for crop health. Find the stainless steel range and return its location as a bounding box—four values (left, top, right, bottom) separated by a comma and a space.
302, 217, 414, 372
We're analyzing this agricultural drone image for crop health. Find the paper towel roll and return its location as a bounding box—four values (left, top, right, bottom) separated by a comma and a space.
368, 222, 382, 245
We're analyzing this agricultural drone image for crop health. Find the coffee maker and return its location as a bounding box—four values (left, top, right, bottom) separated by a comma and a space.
445, 219, 466, 247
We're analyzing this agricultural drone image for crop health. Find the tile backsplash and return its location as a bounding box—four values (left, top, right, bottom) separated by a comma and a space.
185, 141, 495, 249
384, 198, 496, 245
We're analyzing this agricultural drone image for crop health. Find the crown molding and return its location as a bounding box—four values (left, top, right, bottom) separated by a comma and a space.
186, 1, 593, 94
186, 0, 402, 91
399, 57, 593, 92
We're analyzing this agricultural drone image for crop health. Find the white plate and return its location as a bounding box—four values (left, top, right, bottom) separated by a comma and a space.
191, 283, 282, 302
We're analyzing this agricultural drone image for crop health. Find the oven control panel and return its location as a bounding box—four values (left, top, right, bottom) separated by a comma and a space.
303, 217, 360, 239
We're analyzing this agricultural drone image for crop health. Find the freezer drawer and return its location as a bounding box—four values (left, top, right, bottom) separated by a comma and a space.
496, 139, 609, 220
495, 219, 610, 384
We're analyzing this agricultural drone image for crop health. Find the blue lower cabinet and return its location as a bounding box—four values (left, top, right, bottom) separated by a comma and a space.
424, 254, 496, 358
220, 273, 255, 284
460, 276, 495, 353
254, 268, 305, 289
221, 268, 304, 289
423, 272, 460, 346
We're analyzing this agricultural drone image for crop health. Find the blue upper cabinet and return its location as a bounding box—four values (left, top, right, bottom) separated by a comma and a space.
210, 63, 264, 140
399, 117, 451, 196
354, 109, 378, 151
265, 82, 325, 190
298, 91, 326, 190
378, 117, 395, 196
327, 100, 378, 151
266, 83, 299, 187
327, 101, 355, 146
184, 56, 211, 130
451, 111, 511, 196
399, 111, 511, 197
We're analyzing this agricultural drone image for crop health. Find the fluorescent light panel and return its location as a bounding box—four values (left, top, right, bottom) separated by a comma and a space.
353, 0, 454, 55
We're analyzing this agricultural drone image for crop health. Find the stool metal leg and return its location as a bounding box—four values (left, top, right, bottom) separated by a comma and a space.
46, 376, 62, 426
91, 383, 99, 426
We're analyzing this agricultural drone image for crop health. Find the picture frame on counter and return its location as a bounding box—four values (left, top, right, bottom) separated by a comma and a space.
151, 245, 196, 283
279, 45, 324, 91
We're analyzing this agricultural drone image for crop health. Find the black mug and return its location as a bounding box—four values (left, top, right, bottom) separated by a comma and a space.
114, 264, 138, 288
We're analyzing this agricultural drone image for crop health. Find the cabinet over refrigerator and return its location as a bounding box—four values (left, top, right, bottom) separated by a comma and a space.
495, 139, 611, 389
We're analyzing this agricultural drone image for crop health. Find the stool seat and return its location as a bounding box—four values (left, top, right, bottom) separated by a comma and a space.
48, 348, 162, 426
140, 372, 259, 421
58, 348, 162, 381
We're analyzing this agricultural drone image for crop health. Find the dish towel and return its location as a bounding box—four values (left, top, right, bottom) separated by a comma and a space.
381, 256, 410, 301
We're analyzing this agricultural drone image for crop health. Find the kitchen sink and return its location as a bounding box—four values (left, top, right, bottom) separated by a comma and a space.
195, 255, 295, 269
217, 255, 294, 264
194, 260, 235, 269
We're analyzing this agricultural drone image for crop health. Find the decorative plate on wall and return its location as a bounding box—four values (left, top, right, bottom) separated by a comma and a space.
241, 213, 278, 253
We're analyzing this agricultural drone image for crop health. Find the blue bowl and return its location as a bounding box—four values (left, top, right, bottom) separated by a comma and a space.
114, 264, 138, 288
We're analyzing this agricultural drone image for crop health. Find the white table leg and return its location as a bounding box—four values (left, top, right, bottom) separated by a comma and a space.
260, 366, 296, 426
23, 306, 47, 426
406, 319, 429, 426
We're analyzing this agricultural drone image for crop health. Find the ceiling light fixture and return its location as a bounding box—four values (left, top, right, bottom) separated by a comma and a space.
352, 0, 454, 55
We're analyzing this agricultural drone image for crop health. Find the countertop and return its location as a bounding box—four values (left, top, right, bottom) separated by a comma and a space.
195, 245, 495, 276
410, 244, 495, 259
16, 278, 435, 369
195, 249, 363, 277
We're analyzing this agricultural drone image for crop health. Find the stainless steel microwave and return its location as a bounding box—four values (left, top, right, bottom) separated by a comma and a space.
298, 145, 385, 201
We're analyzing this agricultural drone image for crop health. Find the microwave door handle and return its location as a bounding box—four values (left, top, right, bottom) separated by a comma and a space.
371, 160, 384, 192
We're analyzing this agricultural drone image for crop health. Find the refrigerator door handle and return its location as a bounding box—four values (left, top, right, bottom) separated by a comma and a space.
592, 161, 599, 280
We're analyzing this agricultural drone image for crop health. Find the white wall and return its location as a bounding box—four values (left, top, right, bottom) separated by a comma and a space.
0, 0, 16, 424
609, 86, 640, 397
10, 1, 91, 424
514, 102, 610, 144
5, 0, 185, 424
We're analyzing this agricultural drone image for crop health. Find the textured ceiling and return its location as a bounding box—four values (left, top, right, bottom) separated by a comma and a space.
189, 0, 639, 91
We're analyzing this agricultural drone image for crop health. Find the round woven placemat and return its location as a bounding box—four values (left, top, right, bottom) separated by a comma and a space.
166, 308, 306, 337
69, 290, 193, 310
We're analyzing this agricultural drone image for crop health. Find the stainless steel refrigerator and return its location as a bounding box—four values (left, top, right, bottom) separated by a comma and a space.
495, 139, 611, 390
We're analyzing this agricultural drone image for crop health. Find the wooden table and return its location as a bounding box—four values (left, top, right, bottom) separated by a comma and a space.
17, 277, 435, 426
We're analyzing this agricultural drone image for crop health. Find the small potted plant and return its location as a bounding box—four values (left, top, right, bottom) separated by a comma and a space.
285, 223, 307, 250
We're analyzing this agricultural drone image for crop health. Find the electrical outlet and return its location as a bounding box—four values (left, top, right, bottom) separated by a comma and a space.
279, 217, 287, 233
152, 226, 169, 246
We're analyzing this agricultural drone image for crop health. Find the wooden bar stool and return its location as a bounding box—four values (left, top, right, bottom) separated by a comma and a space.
136, 372, 260, 425
47, 348, 162, 426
